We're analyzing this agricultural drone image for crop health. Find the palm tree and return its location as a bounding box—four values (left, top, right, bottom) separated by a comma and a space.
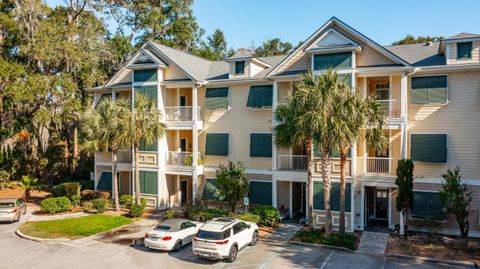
19, 176, 43, 201
118, 93, 166, 205
275, 71, 342, 235
82, 98, 131, 211
329, 76, 388, 234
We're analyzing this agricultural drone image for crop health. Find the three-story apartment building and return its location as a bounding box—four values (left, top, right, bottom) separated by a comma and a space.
92, 17, 480, 236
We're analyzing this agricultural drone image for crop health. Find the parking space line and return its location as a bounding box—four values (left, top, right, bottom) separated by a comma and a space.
319, 251, 334, 269
256, 253, 278, 269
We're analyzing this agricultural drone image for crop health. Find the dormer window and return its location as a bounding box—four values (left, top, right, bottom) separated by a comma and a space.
457, 42, 472, 59
235, 61, 245, 75
313, 52, 352, 71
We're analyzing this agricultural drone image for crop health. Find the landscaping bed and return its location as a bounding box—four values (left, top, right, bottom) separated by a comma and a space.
386, 232, 480, 264
18, 215, 131, 239
291, 227, 359, 251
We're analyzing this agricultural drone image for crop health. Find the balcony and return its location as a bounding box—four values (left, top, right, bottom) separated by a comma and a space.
357, 157, 398, 176
165, 151, 203, 175
164, 106, 203, 130
378, 100, 401, 118
276, 155, 308, 172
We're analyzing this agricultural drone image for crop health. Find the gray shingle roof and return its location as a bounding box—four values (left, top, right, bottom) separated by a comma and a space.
225, 48, 255, 60
385, 42, 445, 67
446, 32, 480, 40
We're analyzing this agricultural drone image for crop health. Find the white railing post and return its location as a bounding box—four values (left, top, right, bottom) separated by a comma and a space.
401, 74, 408, 118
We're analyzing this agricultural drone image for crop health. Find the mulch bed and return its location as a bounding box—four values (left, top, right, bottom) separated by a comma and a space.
386, 232, 480, 264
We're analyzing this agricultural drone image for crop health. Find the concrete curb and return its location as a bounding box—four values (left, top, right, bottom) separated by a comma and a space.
289, 240, 353, 252
15, 229, 71, 243
386, 254, 478, 268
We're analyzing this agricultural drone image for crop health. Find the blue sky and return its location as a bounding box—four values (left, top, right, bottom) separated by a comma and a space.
45, 0, 480, 48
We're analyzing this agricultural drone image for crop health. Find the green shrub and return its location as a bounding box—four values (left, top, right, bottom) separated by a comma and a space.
70, 195, 81, 206
119, 195, 133, 208
252, 205, 280, 227
92, 199, 108, 213
52, 184, 66, 197
164, 209, 175, 219
235, 213, 261, 224
64, 182, 80, 198
295, 229, 357, 250
40, 197, 72, 214
130, 204, 145, 218
82, 200, 93, 210
79, 180, 94, 190
186, 206, 227, 222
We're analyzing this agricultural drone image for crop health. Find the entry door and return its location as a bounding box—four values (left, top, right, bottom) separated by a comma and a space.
180, 138, 187, 152
375, 189, 388, 219
180, 180, 188, 205
180, 96, 187, 106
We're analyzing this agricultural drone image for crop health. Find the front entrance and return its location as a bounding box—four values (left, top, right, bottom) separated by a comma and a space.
180, 180, 188, 206
365, 186, 389, 229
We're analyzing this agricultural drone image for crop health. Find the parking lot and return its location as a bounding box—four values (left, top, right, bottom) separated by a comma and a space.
0, 211, 466, 269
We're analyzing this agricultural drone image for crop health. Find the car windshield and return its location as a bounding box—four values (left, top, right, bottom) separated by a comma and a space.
0, 203, 14, 208
196, 229, 228, 240
154, 225, 171, 231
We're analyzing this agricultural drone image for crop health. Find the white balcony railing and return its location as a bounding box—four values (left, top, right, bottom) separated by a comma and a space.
166, 151, 201, 166
277, 155, 308, 172
164, 106, 201, 121
357, 157, 398, 175
378, 100, 401, 118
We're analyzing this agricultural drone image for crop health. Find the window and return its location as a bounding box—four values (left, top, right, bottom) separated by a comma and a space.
96, 171, 112, 191
139, 138, 157, 152
313, 182, 351, 212
205, 133, 229, 156
456, 42, 472, 60
202, 178, 224, 201
233, 222, 248, 235
235, 61, 245, 75
410, 134, 447, 163
313, 52, 352, 70
205, 88, 229, 110
411, 191, 446, 220
411, 76, 447, 104
339, 73, 352, 87
181, 221, 196, 230
133, 69, 157, 82
248, 181, 272, 205
250, 133, 272, 157
139, 171, 158, 195
247, 85, 273, 108
134, 86, 157, 105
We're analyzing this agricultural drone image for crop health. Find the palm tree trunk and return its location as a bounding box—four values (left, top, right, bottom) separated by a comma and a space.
112, 151, 120, 211
306, 139, 314, 229
321, 147, 333, 237
339, 146, 348, 235
134, 144, 141, 205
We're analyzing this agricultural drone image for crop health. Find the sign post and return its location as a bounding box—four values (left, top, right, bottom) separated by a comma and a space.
243, 197, 249, 213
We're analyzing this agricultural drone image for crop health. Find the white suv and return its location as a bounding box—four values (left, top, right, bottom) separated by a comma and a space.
192, 218, 259, 262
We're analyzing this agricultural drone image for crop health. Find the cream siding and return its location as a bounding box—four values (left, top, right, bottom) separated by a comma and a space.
446, 41, 480, 65
163, 65, 190, 81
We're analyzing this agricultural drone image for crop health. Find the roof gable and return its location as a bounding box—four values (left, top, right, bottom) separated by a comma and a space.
305, 28, 360, 52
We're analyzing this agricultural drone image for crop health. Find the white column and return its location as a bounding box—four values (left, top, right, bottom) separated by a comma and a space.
351, 143, 357, 178
399, 211, 405, 236
289, 181, 293, 218
192, 170, 198, 203
112, 90, 116, 101
272, 81, 278, 171
272, 175, 277, 208
400, 73, 408, 118
192, 85, 199, 203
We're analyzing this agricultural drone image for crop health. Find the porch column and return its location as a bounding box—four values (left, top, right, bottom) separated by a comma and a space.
192, 170, 198, 203
272, 175, 277, 208
272, 81, 278, 171
289, 181, 293, 218
400, 73, 408, 118
192, 85, 199, 167
112, 90, 116, 101
351, 143, 357, 178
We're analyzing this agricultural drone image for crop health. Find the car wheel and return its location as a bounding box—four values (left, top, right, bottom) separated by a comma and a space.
225, 245, 238, 263
172, 240, 182, 252
250, 231, 259, 246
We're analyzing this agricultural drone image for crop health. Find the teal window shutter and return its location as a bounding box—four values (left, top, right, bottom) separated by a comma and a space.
96, 172, 112, 191
411, 134, 447, 163
313, 52, 352, 70
134, 86, 157, 106
411, 191, 446, 220
457, 42, 472, 59
248, 181, 272, 205
205, 133, 229, 156
203, 179, 224, 201
205, 88, 229, 109
250, 133, 272, 157
313, 182, 351, 212
139, 138, 157, 152
134, 69, 157, 82
235, 61, 245, 74
139, 171, 158, 195
247, 85, 273, 108
411, 76, 447, 104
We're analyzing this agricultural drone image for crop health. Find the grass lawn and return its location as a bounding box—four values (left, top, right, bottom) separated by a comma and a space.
292, 227, 358, 250
19, 215, 132, 239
